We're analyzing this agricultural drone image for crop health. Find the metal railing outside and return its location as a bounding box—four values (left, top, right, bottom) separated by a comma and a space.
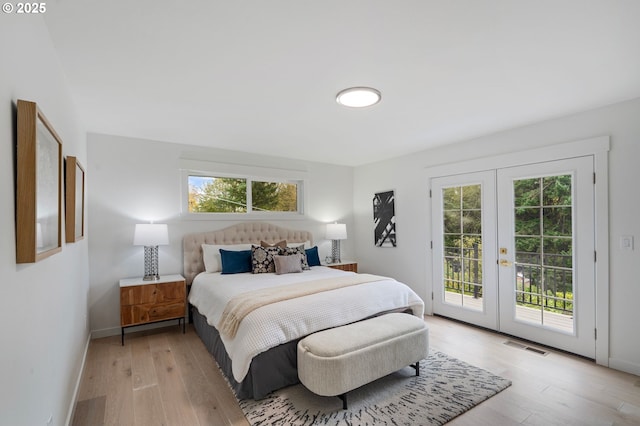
443, 251, 573, 315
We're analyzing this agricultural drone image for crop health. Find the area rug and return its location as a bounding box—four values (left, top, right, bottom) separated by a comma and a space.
238, 350, 512, 425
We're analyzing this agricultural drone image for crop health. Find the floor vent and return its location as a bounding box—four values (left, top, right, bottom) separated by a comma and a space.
524, 346, 548, 355
504, 340, 549, 356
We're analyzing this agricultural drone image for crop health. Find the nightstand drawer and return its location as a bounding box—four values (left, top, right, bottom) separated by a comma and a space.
120, 280, 185, 306
121, 301, 186, 326
327, 262, 358, 273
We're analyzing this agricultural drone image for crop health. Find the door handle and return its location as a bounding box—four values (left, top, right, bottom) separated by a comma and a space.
499, 259, 513, 267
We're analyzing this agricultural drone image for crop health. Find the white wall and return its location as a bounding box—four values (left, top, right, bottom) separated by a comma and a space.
353, 97, 640, 376
0, 16, 89, 426
87, 133, 354, 336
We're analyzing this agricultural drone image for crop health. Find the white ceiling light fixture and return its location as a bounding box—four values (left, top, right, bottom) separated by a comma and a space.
336, 87, 381, 108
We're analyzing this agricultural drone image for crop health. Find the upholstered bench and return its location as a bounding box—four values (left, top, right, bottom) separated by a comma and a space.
297, 312, 429, 409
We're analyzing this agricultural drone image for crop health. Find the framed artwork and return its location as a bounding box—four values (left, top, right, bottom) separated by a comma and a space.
373, 190, 396, 247
16, 99, 63, 263
65, 156, 85, 243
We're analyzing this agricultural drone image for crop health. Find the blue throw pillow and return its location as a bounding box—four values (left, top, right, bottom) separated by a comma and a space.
305, 246, 321, 267
220, 249, 252, 274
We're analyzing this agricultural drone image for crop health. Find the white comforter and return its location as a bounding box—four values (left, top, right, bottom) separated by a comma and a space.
188, 266, 425, 382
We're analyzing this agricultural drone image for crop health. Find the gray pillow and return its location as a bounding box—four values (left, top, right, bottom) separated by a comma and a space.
282, 244, 310, 270
274, 254, 303, 275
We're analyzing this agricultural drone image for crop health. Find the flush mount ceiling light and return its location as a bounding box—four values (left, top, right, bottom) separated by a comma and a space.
336, 87, 381, 108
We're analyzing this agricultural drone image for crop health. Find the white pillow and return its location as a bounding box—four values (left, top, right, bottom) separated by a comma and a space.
202, 244, 252, 273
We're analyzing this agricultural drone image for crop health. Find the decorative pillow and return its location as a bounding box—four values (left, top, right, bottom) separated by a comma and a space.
305, 246, 321, 267
260, 240, 287, 248
287, 241, 312, 249
251, 245, 282, 274
202, 244, 252, 272
274, 254, 303, 275
282, 244, 309, 270
220, 249, 252, 274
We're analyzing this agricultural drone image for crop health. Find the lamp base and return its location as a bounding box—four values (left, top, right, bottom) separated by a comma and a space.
142, 274, 160, 281
143, 245, 160, 281
331, 240, 342, 264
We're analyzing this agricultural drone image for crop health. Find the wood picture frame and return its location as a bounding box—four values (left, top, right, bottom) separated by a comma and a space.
16, 100, 63, 263
65, 156, 85, 243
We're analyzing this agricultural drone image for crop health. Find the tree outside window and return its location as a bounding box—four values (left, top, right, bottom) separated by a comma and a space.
188, 175, 300, 214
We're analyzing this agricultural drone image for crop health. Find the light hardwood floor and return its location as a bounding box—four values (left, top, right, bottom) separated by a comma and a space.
72, 316, 640, 425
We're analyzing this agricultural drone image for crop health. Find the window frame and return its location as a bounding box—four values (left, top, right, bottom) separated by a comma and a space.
181, 169, 306, 220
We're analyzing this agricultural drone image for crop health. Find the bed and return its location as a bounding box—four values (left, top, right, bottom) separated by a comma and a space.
184, 222, 424, 400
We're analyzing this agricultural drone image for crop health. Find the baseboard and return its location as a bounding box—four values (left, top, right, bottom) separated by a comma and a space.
609, 357, 640, 377
91, 326, 120, 339
65, 333, 91, 426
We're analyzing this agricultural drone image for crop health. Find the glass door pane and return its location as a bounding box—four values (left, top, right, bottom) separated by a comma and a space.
442, 185, 483, 312
513, 175, 574, 332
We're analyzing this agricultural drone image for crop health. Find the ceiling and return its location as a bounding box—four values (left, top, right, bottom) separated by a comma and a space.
43, 0, 640, 167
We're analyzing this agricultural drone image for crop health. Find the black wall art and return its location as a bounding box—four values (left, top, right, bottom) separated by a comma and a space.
373, 190, 396, 247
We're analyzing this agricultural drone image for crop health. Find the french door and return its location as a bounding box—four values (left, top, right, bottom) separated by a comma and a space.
431, 171, 498, 330
432, 157, 596, 358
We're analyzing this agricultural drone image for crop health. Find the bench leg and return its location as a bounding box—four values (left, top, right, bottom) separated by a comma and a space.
411, 361, 420, 376
338, 393, 348, 410
334, 361, 419, 410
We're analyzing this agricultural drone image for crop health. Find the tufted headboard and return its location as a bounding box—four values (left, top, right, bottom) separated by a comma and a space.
183, 222, 314, 285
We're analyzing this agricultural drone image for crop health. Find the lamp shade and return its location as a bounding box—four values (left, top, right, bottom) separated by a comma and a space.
326, 223, 347, 240
133, 224, 169, 246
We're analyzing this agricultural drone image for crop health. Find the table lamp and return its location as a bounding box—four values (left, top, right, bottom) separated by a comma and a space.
133, 224, 169, 280
326, 223, 347, 264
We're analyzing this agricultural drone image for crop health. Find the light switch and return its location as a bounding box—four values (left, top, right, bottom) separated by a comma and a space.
620, 235, 634, 251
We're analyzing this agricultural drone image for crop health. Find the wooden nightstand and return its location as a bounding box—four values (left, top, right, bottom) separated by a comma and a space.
119, 274, 186, 345
326, 261, 358, 273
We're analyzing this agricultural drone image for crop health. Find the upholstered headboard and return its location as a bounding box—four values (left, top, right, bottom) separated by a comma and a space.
183, 222, 314, 285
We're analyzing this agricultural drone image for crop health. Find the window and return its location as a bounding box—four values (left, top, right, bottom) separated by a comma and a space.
187, 174, 303, 215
